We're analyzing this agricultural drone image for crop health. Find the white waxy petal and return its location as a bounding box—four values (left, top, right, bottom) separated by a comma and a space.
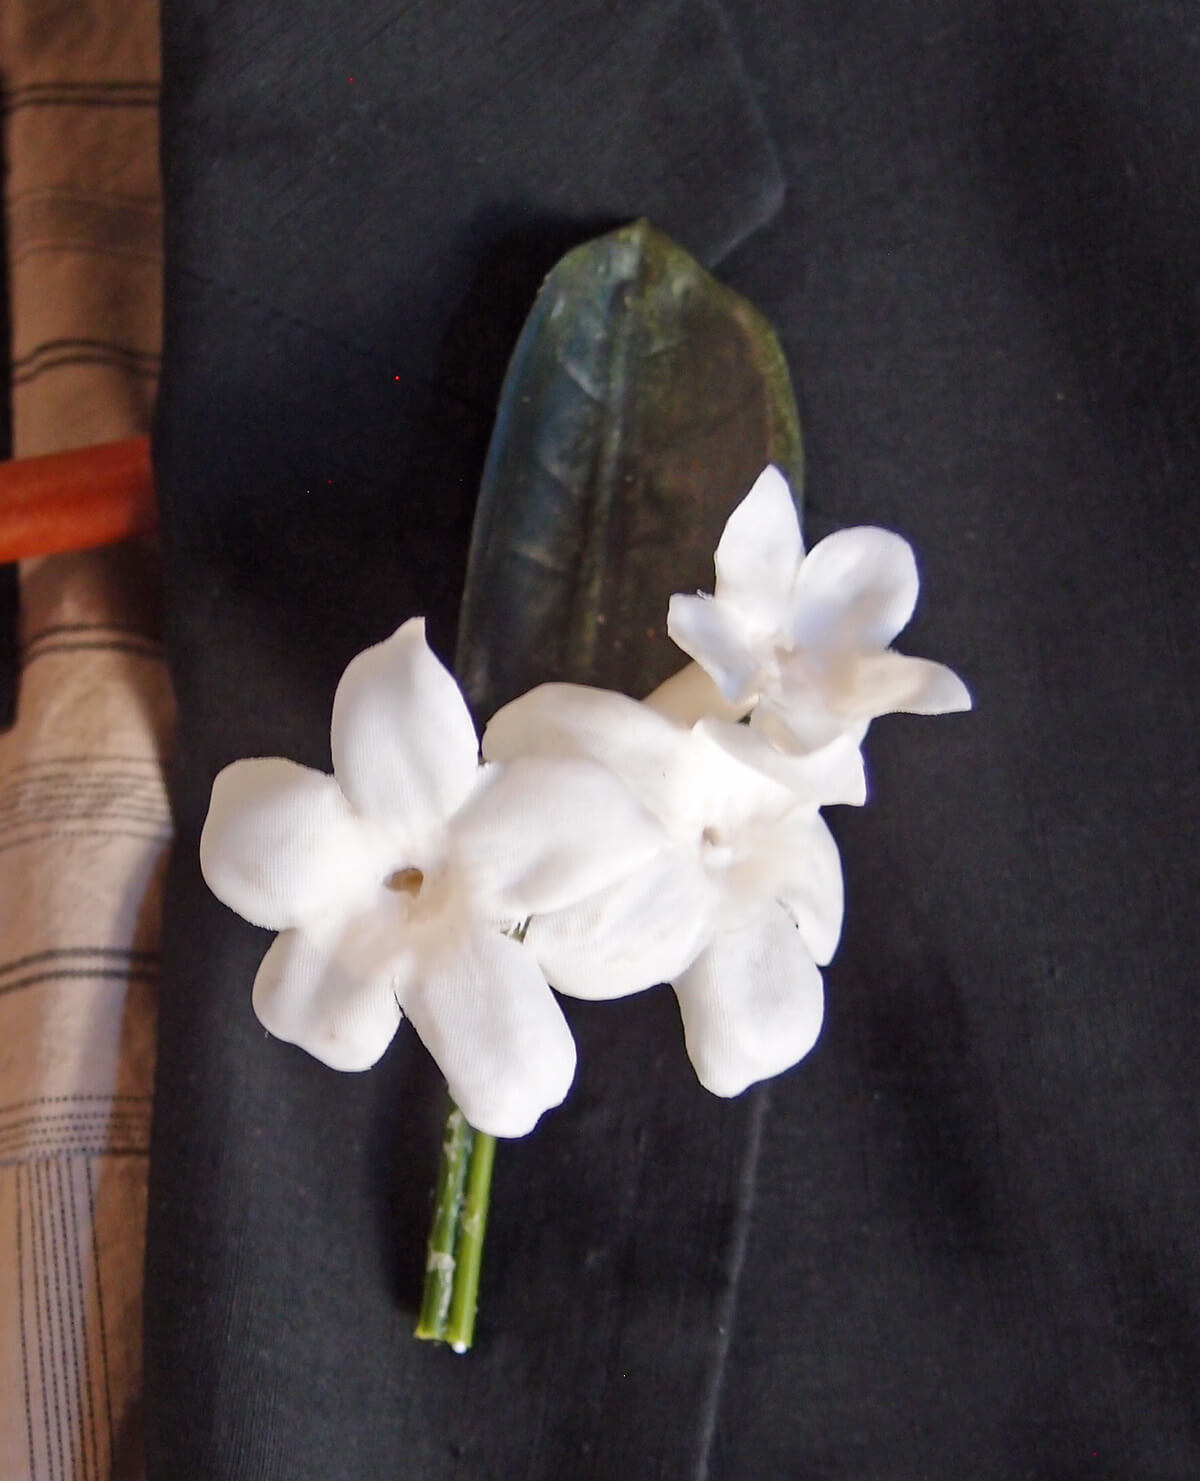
672, 905, 824, 1097
331, 617, 481, 834
252, 922, 409, 1071
666, 594, 764, 706
681, 723, 806, 840
201, 757, 381, 931
835, 650, 973, 720
526, 849, 713, 1000
790, 526, 920, 650
758, 809, 845, 965
751, 691, 857, 756
643, 661, 749, 727
483, 683, 695, 828
712, 466, 804, 632
402, 929, 576, 1138
451, 756, 665, 922
697, 718, 867, 808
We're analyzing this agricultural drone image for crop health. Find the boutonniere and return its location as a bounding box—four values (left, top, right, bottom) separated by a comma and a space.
198, 223, 971, 1352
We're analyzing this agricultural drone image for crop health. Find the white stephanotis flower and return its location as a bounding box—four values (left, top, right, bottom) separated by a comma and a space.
483, 683, 863, 1097
199, 619, 664, 1138
666, 465, 972, 753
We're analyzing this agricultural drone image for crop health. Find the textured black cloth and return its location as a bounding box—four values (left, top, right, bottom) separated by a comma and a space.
147, 3, 1200, 1477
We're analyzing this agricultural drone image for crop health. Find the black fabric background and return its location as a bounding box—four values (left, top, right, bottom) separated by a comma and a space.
147, 2, 1200, 1477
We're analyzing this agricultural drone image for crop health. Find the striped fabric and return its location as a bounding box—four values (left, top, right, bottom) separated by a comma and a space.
2, 4, 161, 457
1, 2, 168, 1478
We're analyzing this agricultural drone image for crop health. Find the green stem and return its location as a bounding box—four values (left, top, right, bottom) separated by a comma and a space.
414, 1103, 497, 1351
445, 1125, 496, 1353
415, 928, 517, 1350
415, 1104, 473, 1342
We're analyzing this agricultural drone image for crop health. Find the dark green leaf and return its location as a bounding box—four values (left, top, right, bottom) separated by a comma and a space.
456, 219, 802, 709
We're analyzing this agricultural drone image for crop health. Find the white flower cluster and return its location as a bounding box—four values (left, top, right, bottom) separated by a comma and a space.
200, 468, 970, 1137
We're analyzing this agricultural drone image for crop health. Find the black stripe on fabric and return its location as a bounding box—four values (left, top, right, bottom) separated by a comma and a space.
0, 777, 166, 797
22, 622, 163, 646
22, 640, 166, 665
0, 1098, 153, 1117
66, 1162, 103, 1481
42, 1167, 76, 1481
1, 1146, 148, 1170
9, 340, 161, 373
0, 965, 159, 1000
0, 1116, 152, 1151
0, 780, 168, 808
84, 1159, 115, 1462
0, 763, 165, 785
0, 1140, 148, 1163
1, 1143, 150, 1168
13, 354, 160, 387
4, 81, 158, 100
0, 1130, 151, 1156
2, 1145, 151, 1168
3, 94, 159, 116
0, 948, 159, 981
0, 1127, 150, 1155
0, 776, 168, 814
53, 1162, 88, 1481
32, 1159, 66, 1481
16, 1166, 39, 1481
0, 1113, 148, 1131
0, 1114, 151, 1149
0, 1095, 153, 1114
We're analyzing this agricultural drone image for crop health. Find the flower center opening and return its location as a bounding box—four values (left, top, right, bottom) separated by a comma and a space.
700, 824, 735, 871
384, 866, 425, 898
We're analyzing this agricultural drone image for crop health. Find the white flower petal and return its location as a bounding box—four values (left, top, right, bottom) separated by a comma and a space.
791, 526, 919, 650
750, 694, 851, 756
526, 849, 713, 1000
643, 661, 749, 726
681, 723, 823, 843
754, 809, 845, 965
331, 617, 480, 833
252, 923, 408, 1071
666, 594, 764, 706
835, 650, 973, 720
712, 466, 803, 631
672, 905, 824, 1096
697, 718, 867, 808
452, 756, 665, 922
403, 929, 576, 1138
483, 683, 695, 828
200, 758, 381, 931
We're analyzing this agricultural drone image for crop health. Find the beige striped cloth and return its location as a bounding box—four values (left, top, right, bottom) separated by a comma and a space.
1, 3, 168, 1478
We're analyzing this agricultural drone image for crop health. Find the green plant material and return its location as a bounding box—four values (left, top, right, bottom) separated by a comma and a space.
417, 219, 803, 1352
459, 217, 803, 707
443, 1125, 496, 1353
414, 1107, 475, 1342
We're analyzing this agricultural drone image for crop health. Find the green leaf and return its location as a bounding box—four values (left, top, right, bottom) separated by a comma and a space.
456, 219, 802, 711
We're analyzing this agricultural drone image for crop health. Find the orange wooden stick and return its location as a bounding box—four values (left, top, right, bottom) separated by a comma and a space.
0, 436, 156, 562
